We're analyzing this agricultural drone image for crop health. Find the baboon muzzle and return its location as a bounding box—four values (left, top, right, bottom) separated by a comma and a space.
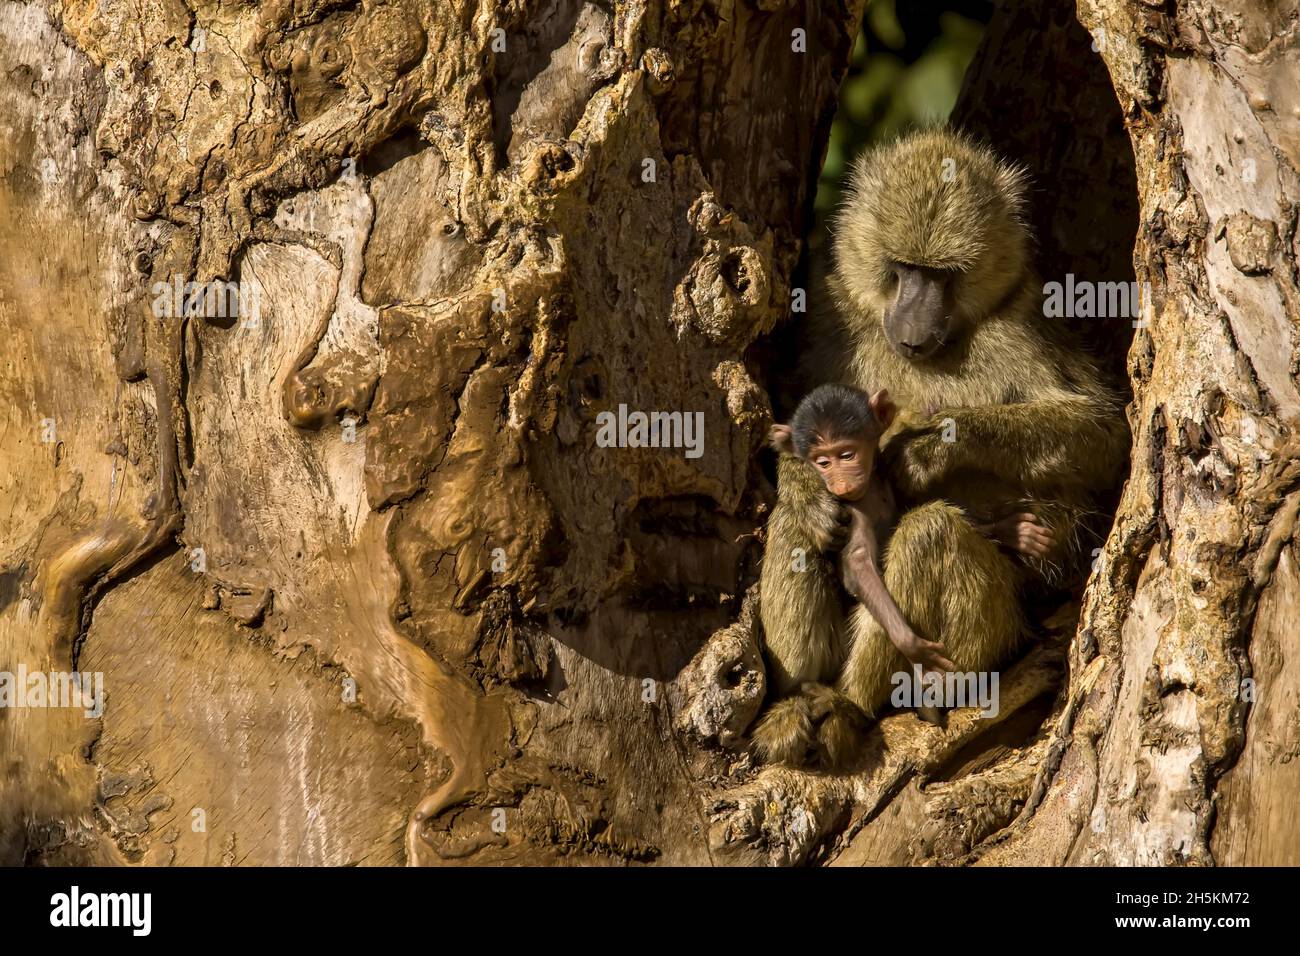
887, 264, 950, 359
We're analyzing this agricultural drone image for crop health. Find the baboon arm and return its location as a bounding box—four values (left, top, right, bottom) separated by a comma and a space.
846, 549, 954, 672
760, 469, 846, 694
949, 398, 1127, 489
775, 453, 830, 510
888, 397, 1127, 496
844, 546, 911, 650
774, 454, 845, 553
840, 510, 936, 667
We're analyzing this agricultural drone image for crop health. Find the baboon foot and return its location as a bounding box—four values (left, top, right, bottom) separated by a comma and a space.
806, 684, 870, 770
752, 684, 869, 770
751, 695, 816, 767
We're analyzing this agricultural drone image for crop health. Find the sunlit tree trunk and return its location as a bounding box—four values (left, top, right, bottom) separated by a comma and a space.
0, 0, 862, 864
993, 0, 1300, 866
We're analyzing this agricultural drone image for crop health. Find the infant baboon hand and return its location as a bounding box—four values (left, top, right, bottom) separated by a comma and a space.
813, 502, 853, 554
896, 631, 955, 673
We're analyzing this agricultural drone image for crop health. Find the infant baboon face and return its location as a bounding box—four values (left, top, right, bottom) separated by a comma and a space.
805, 435, 876, 501
770, 384, 896, 502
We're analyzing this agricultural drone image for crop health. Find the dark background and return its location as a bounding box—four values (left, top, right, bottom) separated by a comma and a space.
815, 0, 994, 216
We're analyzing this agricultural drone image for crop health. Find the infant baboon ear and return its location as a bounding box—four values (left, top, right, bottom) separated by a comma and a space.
768, 423, 796, 455
869, 389, 896, 430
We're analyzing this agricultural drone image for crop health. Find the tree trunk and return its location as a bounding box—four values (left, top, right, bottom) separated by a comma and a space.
990, 0, 1300, 866
3, 0, 1294, 869
0, 0, 862, 865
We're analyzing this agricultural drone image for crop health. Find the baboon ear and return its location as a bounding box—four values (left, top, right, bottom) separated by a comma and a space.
869, 389, 896, 430
768, 423, 796, 455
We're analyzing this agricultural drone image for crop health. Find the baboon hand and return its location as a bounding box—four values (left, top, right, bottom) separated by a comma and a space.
893, 630, 955, 673
881, 422, 951, 498
987, 512, 1055, 559
812, 501, 853, 554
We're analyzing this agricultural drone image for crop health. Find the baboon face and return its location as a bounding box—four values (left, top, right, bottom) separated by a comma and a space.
770, 385, 895, 501
833, 130, 1030, 362
805, 435, 875, 501
881, 262, 958, 361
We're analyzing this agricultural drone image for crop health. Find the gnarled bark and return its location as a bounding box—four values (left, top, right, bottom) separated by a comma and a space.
3, 0, 1295, 868
0, 0, 861, 865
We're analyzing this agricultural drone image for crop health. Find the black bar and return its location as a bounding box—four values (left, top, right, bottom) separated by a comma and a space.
0, 866, 1283, 943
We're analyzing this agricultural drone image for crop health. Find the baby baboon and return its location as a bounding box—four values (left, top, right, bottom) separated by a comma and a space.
755, 128, 1128, 769
769, 383, 955, 677
760, 381, 1061, 761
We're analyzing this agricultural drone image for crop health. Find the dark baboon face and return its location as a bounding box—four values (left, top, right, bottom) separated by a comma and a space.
832, 129, 1031, 363
881, 261, 958, 361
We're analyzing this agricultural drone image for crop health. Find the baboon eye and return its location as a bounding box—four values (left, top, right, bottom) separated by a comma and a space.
839, 451, 855, 461
882, 261, 906, 289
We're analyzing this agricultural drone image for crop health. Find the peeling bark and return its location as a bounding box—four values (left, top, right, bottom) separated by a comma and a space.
0, 0, 861, 865
980, 0, 1300, 867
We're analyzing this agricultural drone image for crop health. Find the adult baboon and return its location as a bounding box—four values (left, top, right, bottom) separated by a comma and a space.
755, 128, 1129, 768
